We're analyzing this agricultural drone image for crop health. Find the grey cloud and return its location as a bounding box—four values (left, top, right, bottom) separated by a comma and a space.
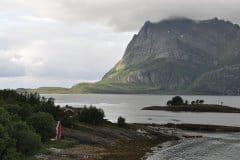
2, 0, 239, 31
0, 14, 132, 83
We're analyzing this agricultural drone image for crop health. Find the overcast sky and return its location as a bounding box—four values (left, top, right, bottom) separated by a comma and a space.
1, 0, 240, 89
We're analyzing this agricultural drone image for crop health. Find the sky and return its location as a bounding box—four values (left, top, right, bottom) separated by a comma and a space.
1, 0, 240, 89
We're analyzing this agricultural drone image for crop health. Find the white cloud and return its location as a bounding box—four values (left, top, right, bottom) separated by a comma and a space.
0, 0, 240, 88
0, 12, 132, 88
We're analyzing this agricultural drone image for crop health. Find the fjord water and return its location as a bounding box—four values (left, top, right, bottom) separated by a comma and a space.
43, 94, 240, 127
147, 132, 240, 160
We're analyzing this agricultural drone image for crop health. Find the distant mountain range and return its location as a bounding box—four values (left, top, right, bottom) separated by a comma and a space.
26, 17, 240, 95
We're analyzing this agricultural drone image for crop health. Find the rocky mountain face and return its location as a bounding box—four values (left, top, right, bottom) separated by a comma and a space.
67, 18, 240, 95
74, 18, 240, 94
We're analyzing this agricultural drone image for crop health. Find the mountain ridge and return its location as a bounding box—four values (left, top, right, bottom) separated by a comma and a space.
28, 17, 240, 95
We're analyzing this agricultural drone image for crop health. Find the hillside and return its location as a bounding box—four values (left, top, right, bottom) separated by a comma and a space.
32, 17, 240, 94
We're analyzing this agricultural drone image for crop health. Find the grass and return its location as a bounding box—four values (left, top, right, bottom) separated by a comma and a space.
43, 139, 76, 149
39, 139, 76, 155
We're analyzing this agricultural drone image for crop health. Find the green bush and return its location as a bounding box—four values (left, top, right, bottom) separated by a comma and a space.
117, 116, 126, 127
171, 96, 184, 105
11, 121, 41, 155
0, 124, 14, 160
0, 108, 42, 159
27, 112, 55, 142
166, 96, 184, 106
78, 106, 105, 125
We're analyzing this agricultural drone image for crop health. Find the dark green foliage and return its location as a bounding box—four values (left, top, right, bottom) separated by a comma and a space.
58, 110, 78, 128
27, 112, 55, 142
167, 96, 184, 106
78, 106, 105, 125
0, 124, 14, 160
117, 116, 126, 128
196, 100, 200, 104
11, 121, 41, 155
167, 100, 172, 106
199, 100, 204, 104
0, 89, 75, 159
0, 108, 41, 159
191, 99, 205, 105
0, 89, 62, 120
172, 96, 184, 105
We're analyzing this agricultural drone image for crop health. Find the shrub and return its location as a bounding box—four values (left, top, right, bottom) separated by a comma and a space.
199, 100, 204, 104
166, 96, 184, 106
0, 124, 14, 160
78, 106, 105, 125
0, 108, 41, 158
27, 112, 55, 142
117, 116, 126, 127
11, 121, 41, 155
167, 100, 172, 106
171, 96, 184, 105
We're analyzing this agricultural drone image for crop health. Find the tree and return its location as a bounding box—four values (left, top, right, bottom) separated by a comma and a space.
166, 100, 172, 106
199, 100, 204, 104
78, 106, 105, 125
196, 99, 200, 104
11, 121, 41, 155
27, 112, 55, 142
0, 124, 14, 160
171, 96, 184, 105
0, 108, 21, 160
117, 116, 126, 127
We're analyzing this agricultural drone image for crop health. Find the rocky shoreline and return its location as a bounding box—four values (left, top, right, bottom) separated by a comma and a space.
36, 123, 178, 160
36, 123, 240, 160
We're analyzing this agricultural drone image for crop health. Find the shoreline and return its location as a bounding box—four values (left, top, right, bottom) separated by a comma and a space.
36, 123, 240, 160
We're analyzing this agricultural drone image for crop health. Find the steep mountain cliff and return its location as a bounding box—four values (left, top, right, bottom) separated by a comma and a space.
38, 17, 240, 94
74, 17, 239, 94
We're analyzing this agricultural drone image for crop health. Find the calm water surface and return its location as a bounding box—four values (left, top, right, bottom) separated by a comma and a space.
43, 94, 240, 127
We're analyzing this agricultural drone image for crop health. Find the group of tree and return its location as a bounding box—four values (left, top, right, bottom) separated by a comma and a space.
0, 90, 58, 159
166, 96, 205, 106
190, 99, 205, 105
166, 96, 185, 106
78, 106, 105, 125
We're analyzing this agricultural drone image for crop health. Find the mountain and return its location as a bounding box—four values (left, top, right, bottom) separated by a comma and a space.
34, 17, 240, 95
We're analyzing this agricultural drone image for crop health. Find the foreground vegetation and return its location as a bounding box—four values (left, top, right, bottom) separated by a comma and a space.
0, 90, 71, 159
0, 90, 108, 159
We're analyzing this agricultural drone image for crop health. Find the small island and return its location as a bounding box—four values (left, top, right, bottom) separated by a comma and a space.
142, 96, 240, 113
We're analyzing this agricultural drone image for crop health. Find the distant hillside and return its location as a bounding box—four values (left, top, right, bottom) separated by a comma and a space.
32, 18, 240, 95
